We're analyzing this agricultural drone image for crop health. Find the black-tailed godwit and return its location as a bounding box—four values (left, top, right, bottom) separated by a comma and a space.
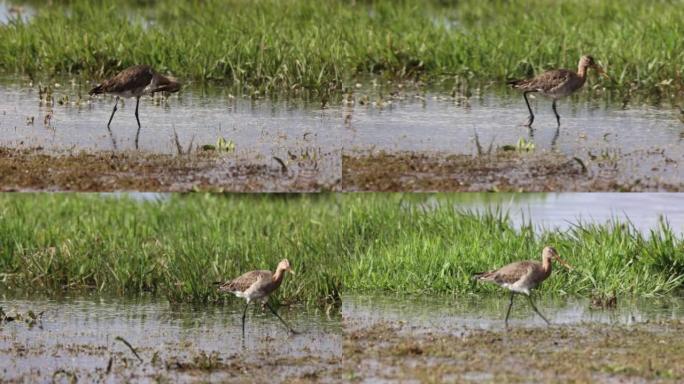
217, 259, 298, 335
473, 246, 571, 327
89, 65, 181, 146
508, 55, 606, 127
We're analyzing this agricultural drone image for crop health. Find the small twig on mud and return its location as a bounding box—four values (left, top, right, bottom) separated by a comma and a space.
173, 128, 184, 155
273, 156, 288, 174
186, 134, 196, 154
106, 356, 114, 374
573, 157, 587, 173
474, 130, 483, 155
473, 130, 494, 156
115, 336, 143, 363
52, 369, 77, 384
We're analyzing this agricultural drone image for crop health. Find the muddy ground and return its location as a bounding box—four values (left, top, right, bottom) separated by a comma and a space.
0, 333, 342, 383
0, 300, 343, 383
1, 146, 682, 192
342, 319, 684, 383
342, 150, 684, 192
0, 147, 336, 192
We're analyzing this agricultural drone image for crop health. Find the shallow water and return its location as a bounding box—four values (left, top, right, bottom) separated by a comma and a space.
2, 77, 683, 188
1, 77, 682, 156
0, 1, 32, 24
114, 192, 684, 235
0, 295, 342, 382
343, 294, 684, 333
343, 294, 684, 383
415, 192, 684, 235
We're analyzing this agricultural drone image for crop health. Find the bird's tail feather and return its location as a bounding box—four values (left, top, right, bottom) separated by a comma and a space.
472, 272, 485, 281
149, 75, 182, 94
506, 79, 526, 88
89, 84, 104, 96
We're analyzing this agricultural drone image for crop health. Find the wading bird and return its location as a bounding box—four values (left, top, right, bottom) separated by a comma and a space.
217, 259, 298, 335
473, 246, 571, 327
89, 65, 181, 147
508, 55, 606, 127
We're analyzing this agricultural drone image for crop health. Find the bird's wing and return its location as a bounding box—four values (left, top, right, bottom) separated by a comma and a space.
479, 261, 537, 285
218, 270, 271, 293
526, 69, 573, 93
100, 65, 154, 94
147, 74, 182, 93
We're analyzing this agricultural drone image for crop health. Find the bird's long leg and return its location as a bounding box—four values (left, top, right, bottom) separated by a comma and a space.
134, 96, 141, 129
504, 291, 515, 328
134, 128, 141, 150
523, 91, 535, 127
551, 124, 560, 149
527, 294, 550, 325
107, 126, 118, 151
265, 302, 299, 334
134, 96, 142, 149
552, 100, 561, 127
107, 96, 119, 128
241, 302, 249, 337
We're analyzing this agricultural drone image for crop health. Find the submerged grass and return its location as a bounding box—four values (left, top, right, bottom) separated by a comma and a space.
0, 0, 682, 96
0, 194, 683, 304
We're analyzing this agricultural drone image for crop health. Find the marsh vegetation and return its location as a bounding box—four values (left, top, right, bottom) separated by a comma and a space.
1, 194, 682, 304
0, 0, 682, 98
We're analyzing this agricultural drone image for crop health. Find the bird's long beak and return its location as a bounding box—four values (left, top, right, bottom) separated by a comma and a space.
594, 65, 610, 79
554, 255, 574, 271
288, 268, 296, 275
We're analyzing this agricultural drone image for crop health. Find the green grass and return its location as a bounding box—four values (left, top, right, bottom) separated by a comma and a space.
0, 194, 683, 304
0, 0, 682, 96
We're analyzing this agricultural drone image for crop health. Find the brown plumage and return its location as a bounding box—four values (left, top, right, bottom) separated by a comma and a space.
217, 259, 297, 334
508, 55, 606, 127
89, 65, 181, 97
474, 246, 571, 326
89, 65, 181, 147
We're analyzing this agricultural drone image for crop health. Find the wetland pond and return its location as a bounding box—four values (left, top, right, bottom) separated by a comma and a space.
343, 295, 684, 382
0, 295, 342, 382
1, 77, 683, 191
3, 293, 683, 382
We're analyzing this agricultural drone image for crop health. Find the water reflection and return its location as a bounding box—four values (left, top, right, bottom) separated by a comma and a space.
0, 1, 33, 24
0, 295, 342, 381
343, 294, 684, 333
412, 193, 684, 235
108, 192, 684, 235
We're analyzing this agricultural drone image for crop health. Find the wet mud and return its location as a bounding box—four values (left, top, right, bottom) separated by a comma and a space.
1, 77, 683, 191
341, 295, 684, 383
342, 320, 684, 383
0, 147, 337, 192
344, 149, 683, 192
0, 296, 343, 383
3, 146, 682, 192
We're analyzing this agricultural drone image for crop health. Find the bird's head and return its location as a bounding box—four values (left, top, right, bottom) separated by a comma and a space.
277, 259, 295, 276
580, 55, 608, 78
542, 246, 573, 270
163, 76, 182, 93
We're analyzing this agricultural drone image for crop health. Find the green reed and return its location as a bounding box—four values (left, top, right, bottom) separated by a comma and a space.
0, 194, 682, 304
0, 0, 681, 96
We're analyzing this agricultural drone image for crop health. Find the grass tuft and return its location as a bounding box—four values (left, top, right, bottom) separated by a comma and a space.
0, 0, 682, 96
0, 194, 682, 304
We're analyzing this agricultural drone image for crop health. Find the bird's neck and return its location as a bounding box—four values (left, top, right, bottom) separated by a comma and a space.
541, 257, 553, 276
272, 268, 286, 284
577, 65, 589, 80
